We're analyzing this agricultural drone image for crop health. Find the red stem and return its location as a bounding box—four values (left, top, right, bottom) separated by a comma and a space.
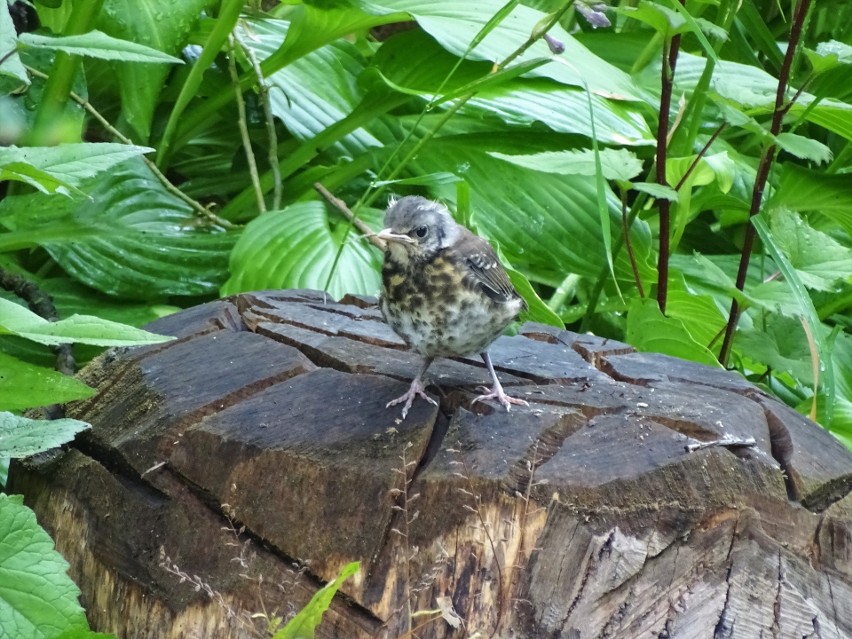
718, 0, 812, 366
655, 28, 683, 315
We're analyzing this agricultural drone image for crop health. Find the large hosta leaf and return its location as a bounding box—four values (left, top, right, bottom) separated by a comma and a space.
222, 202, 382, 299
357, 0, 642, 100
94, 0, 209, 141
768, 208, 852, 292
0, 159, 236, 299
657, 52, 852, 141
372, 30, 653, 146
239, 17, 385, 155
770, 164, 852, 236
413, 139, 655, 286
626, 297, 721, 367
0, 143, 152, 195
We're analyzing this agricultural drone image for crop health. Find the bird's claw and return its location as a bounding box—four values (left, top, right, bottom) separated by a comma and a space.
386, 378, 438, 420
471, 386, 529, 412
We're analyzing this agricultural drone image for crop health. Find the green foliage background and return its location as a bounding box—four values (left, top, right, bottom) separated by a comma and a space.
0, 0, 851, 635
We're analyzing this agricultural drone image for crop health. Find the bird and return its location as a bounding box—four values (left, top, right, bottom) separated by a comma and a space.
377, 195, 529, 420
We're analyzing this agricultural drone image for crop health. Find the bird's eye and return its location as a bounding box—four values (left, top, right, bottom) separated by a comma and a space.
414, 226, 428, 238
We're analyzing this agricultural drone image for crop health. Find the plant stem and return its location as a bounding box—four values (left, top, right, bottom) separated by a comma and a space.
674, 123, 727, 192
228, 35, 266, 214
28, 0, 106, 145
718, 0, 812, 366
621, 186, 645, 298
655, 13, 684, 315
237, 34, 282, 210
24, 66, 236, 230
313, 183, 385, 250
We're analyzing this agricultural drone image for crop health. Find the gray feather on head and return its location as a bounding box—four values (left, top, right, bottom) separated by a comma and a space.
383, 196, 459, 251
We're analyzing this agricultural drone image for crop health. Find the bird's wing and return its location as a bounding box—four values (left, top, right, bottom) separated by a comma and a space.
456, 230, 526, 309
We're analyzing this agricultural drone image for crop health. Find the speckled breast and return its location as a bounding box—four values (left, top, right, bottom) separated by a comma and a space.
380, 255, 522, 358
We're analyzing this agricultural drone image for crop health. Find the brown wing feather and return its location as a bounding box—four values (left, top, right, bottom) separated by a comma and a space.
453, 228, 526, 310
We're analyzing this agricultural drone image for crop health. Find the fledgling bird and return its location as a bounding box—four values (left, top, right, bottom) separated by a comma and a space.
377, 195, 529, 420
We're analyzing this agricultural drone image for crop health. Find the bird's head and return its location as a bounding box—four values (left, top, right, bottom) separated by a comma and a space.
377, 196, 460, 262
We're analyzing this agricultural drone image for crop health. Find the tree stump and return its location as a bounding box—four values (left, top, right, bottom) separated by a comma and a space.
10, 290, 852, 638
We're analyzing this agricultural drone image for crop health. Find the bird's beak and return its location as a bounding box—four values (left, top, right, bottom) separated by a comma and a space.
376, 228, 416, 245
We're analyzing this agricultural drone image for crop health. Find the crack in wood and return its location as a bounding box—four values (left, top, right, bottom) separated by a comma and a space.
713, 519, 740, 639
771, 549, 783, 638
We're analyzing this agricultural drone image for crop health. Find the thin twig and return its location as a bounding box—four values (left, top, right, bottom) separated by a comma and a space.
236, 32, 282, 210
0, 48, 18, 69
674, 122, 727, 192
228, 35, 265, 214
718, 0, 812, 365
620, 187, 645, 297
23, 65, 237, 230
314, 183, 385, 250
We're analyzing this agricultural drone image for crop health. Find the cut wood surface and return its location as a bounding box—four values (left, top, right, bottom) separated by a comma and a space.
10, 290, 852, 638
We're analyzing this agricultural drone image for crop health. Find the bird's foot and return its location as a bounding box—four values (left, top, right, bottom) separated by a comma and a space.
386, 377, 438, 420
472, 385, 529, 412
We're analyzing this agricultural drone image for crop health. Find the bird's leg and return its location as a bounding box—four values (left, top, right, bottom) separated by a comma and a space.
386, 357, 438, 419
472, 351, 529, 412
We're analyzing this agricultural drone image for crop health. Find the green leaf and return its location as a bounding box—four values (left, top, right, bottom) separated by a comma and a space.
669, 52, 791, 109
415, 140, 655, 285
752, 214, 835, 427
171, 2, 406, 160
775, 132, 833, 164
357, 0, 643, 100
822, 331, 852, 445
373, 172, 462, 188
735, 316, 816, 385
506, 268, 564, 328
444, 83, 651, 147
222, 202, 382, 300
625, 297, 721, 367
0, 163, 81, 197
0, 159, 237, 299
0, 412, 90, 458
371, 30, 652, 145
665, 280, 727, 350
631, 182, 679, 201
619, 2, 685, 36
768, 208, 852, 292
42, 278, 178, 328
0, 352, 95, 411
95, 0, 209, 141
18, 31, 183, 63
273, 561, 359, 639
262, 2, 405, 74
804, 40, 852, 75
489, 148, 643, 181
0, 298, 175, 347
0, 4, 29, 87
0, 493, 91, 639
770, 164, 852, 236
0, 144, 153, 195
244, 18, 379, 154
156, 0, 242, 166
